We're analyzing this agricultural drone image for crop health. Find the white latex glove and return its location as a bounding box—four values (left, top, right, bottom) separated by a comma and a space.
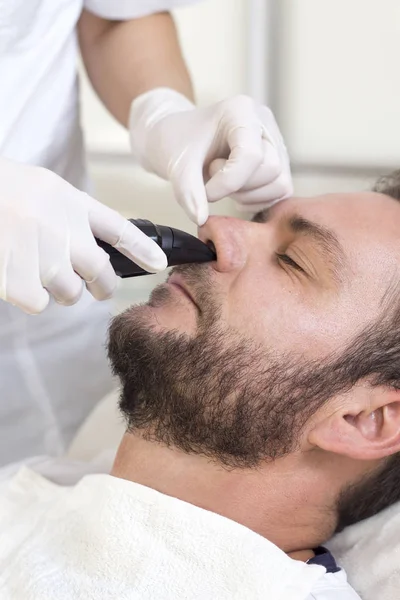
130, 88, 293, 225
0, 158, 167, 314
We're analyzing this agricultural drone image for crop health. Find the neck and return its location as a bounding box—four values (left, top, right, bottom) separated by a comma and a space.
111, 433, 334, 557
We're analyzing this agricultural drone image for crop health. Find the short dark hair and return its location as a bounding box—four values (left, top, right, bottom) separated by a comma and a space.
372, 169, 400, 200
335, 171, 400, 532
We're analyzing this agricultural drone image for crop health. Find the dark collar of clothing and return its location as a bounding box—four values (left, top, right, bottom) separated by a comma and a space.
307, 546, 341, 573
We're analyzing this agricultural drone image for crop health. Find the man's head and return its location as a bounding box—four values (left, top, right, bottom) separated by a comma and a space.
108, 171, 400, 536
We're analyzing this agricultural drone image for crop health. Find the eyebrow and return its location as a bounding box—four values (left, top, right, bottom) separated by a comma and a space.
289, 214, 346, 260
254, 208, 347, 280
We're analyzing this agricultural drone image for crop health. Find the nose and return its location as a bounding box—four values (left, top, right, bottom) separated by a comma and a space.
198, 216, 254, 273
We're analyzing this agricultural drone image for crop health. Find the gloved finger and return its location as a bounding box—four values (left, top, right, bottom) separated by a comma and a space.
37, 225, 84, 306
257, 105, 287, 150
86, 258, 118, 301
208, 139, 282, 193
231, 171, 294, 211
44, 263, 84, 306
86, 196, 167, 272
205, 121, 263, 202
234, 198, 287, 216
257, 105, 293, 196
71, 242, 118, 301
0, 219, 49, 314
170, 160, 209, 226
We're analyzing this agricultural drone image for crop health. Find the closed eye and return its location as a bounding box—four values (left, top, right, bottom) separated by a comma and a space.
276, 253, 305, 273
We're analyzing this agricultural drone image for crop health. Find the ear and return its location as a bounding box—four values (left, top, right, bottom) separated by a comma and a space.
308, 386, 400, 461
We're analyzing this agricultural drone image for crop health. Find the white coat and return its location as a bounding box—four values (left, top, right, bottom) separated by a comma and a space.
0, 0, 197, 465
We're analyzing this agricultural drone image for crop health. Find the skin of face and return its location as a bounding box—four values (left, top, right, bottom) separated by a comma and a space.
146, 192, 400, 364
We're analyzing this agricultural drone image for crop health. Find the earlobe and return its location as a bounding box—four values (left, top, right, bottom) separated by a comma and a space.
308, 388, 400, 461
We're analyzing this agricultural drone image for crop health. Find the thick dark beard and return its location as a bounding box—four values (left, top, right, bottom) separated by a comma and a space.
109, 264, 388, 469
107, 265, 323, 468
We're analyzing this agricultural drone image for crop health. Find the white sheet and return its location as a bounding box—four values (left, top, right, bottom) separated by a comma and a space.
0, 467, 329, 600
328, 500, 400, 600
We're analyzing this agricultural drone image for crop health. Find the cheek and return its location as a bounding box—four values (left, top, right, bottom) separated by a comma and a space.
223, 276, 360, 359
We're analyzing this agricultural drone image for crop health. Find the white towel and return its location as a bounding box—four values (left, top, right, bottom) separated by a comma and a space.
0, 467, 326, 600
328, 500, 400, 600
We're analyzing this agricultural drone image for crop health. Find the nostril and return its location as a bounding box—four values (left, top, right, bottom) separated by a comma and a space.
206, 240, 217, 257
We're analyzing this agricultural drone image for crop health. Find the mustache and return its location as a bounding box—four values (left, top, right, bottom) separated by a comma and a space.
168, 262, 212, 281
166, 263, 220, 322
167, 263, 214, 296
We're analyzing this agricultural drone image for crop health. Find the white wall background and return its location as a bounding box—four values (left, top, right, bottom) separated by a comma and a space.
276, 0, 400, 169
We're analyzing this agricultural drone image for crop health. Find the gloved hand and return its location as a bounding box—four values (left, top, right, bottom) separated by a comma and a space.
0, 157, 167, 314
129, 88, 293, 226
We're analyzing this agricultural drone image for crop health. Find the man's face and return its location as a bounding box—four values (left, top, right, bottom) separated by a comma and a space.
108, 192, 400, 467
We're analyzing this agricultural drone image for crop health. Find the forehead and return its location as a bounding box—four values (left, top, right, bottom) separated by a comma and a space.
269, 188, 396, 224
267, 191, 400, 301
268, 191, 400, 249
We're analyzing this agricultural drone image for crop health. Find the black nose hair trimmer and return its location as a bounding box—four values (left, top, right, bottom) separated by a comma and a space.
96, 219, 216, 278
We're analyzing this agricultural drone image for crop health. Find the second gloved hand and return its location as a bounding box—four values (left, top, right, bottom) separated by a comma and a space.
129, 88, 293, 226
0, 158, 167, 314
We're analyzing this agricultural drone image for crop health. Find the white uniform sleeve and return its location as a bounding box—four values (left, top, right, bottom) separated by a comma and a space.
84, 0, 202, 20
